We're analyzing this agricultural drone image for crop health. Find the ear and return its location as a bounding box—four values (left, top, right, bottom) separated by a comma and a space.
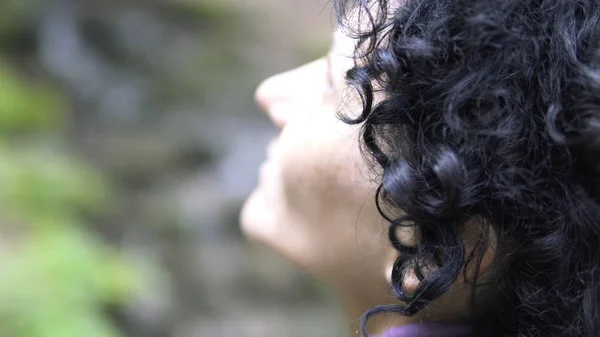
383, 216, 497, 290
383, 224, 420, 293
385, 262, 420, 296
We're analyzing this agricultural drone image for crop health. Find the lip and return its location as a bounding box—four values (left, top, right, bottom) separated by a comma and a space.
259, 138, 278, 181
259, 159, 272, 181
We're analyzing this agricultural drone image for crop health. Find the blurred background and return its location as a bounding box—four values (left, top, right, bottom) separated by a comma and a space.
0, 0, 346, 336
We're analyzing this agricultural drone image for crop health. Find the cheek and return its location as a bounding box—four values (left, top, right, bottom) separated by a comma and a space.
277, 136, 394, 286
278, 123, 361, 223
285, 159, 348, 219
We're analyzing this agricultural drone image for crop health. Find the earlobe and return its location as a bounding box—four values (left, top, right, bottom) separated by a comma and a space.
384, 259, 434, 300
382, 224, 421, 294
385, 263, 393, 284
384, 256, 420, 299
401, 267, 420, 296
383, 217, 497, 296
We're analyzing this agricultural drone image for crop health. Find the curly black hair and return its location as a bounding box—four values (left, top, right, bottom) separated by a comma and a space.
333, 0, 600, 336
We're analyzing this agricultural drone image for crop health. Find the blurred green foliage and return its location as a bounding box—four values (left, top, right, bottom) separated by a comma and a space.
0, 54, 140, 337
0, 62, 65, 133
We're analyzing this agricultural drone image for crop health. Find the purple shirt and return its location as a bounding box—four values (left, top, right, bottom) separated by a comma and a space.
374, 323, 472, 337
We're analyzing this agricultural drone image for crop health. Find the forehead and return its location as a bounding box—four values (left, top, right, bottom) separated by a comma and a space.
332, 0, 404, 54
330, 29, 357, 73
332, 29, 356, 56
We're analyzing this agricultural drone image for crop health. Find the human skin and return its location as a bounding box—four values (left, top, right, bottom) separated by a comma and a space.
240, 29, 481, 336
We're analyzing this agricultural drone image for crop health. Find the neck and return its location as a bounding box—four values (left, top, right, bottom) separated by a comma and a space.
340, 293, 418, 337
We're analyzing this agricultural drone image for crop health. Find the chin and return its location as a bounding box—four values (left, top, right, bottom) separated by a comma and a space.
240, 188, 318, 276
240, 186, 286, 249
240, 188, 268, 239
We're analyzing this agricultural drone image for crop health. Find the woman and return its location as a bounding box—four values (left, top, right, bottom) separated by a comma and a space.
241, 0, 600, 336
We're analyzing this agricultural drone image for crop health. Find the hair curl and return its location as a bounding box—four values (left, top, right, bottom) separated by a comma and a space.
334, 0, 600, 336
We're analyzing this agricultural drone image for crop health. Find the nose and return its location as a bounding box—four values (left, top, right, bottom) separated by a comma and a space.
254, 59, 327, 129
254, 74, 288, 129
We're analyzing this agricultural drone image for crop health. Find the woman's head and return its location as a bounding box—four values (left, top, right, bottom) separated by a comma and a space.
242, 0, 600, 336
240, 30, 403, 308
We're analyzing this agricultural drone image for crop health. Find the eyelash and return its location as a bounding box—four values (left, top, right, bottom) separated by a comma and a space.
326, 71, 335, 90
326, 55, 335, 90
